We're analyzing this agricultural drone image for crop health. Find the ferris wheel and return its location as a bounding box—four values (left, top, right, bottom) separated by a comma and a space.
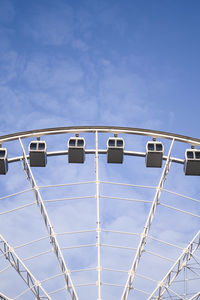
0, 126, 199, 300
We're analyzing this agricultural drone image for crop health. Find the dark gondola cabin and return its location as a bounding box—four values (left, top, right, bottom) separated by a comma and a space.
0, 148, 8, 174
184, 149, 200, 175
146, 141, 164, 167
29, 141, 47, 167
68, 137, 85, 163
107, 138, 124, 163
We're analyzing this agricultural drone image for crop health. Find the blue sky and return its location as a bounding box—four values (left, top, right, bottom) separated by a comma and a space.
1, 0, 200, 136
0, 1, 200, 299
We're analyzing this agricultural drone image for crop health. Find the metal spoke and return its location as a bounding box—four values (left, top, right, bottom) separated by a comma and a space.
19, 138, 78, 300
100, 194, 152, 204
0, 234, 51, 299
121, 139, 175, 300
148, 230, 200, 299
39, 181, 95, 189
95, 131, 102, 300
44, 195, 94, 203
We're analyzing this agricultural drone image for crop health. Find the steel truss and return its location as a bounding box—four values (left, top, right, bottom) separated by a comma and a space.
0, 292, 12, 300
19, 138, 78, 300
0, 234, 51, 299
0, 127, 199, 299
121, 139, 174, 300
189, 292, 200, 300
148, 230, 200, 299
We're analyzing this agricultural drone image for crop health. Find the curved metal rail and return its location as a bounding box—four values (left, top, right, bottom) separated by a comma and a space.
0, 126, 200, 145
7, 151, 184, 165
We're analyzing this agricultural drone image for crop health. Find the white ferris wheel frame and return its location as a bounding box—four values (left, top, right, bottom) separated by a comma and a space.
0, 126, 199, 300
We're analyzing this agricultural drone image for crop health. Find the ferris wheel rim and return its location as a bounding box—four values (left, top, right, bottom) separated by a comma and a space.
0, 127, 200, 300
0, 125, 200, 146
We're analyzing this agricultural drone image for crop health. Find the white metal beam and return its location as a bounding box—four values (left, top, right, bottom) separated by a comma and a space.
95, 131, 102, 300
0, 234, 51, 299
0, 292, 12, 300
148, 230, 200, 299
19, 138, 78, 300
189, 292, 200, 300
121, 139, 175, 300
1, 126, 200, 146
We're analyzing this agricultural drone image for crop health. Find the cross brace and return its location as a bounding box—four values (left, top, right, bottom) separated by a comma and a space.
0, 234, 51, 299
148, 230, 200, 299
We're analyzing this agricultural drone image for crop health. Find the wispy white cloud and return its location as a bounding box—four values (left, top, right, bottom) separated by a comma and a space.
0, 51, 20, 84
23, 56, 83, 89
0, 1, 199, 299
24, 2, 74, 46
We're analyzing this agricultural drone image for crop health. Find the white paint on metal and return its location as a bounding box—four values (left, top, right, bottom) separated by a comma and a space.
148, 230, 200, 299
121, 139, 175, 300
0, 234, 51, 299
19, 138, 79, 300
0, 292, 12, 300
95, 131, 102, 300
1, 126, 200, 146
189, 292, 200, 300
